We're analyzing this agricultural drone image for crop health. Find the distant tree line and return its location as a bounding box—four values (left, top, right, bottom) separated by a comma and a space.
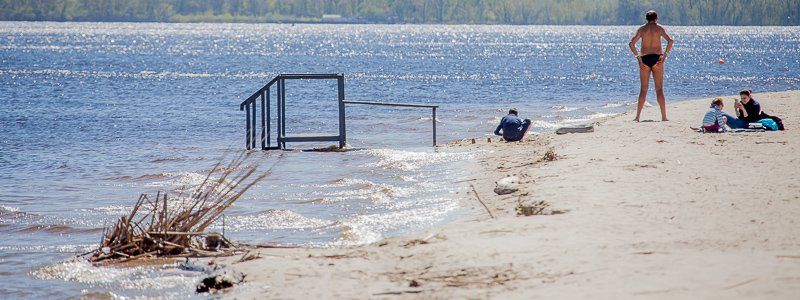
1, 0, 798, 25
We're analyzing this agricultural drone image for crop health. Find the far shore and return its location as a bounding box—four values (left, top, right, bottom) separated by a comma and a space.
217, 90, 800, 299
5, 20, 797, 26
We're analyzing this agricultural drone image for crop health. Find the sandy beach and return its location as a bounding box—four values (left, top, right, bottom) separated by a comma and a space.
219, 90, 800, 299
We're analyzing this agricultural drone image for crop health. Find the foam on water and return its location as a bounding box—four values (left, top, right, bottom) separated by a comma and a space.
361, 149, 477, 172
0, 205, 20, 213
332, 195, 462, 246
311, 178, 416, 203
32, 260, 200, 297
224, 209, 332, 230
528, 112, 621, 130
142, 171, 218, 187
602, 101, 629, 108
207, 148, 475, 248
0, 244, 95, 253
550, 105, 585, 112
80, 205, 132, 215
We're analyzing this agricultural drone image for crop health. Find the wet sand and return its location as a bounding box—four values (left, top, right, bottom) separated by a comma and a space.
219, 90, 800, 299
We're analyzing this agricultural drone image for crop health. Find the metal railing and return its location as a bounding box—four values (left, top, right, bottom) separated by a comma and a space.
239, 76, 278, 150
342, 100, 438, 146
240, 74, 439, 150
239, 74, 345, 150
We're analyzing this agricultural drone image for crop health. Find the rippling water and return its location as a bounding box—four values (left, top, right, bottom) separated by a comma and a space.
1, 22, 799, 298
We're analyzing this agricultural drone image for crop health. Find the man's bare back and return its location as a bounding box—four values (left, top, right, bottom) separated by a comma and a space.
628, 11, 674, 122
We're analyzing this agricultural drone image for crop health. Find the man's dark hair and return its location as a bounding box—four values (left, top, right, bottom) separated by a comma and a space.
509, 108, 518, 116
739, 89, 752, 96
646, 10, 658, 22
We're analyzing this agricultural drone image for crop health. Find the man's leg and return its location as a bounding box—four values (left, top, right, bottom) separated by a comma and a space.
652, 63, 668, 121
634, 66, 651, 122
519, 119, 532, 141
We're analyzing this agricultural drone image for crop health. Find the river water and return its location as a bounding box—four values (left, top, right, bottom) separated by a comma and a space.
1, 22, 798, 298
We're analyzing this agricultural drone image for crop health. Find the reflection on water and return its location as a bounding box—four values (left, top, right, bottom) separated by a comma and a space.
1, 22, 799, 298
32, 260, 202, 298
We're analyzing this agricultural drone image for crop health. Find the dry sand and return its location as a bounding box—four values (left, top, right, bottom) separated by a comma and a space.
219, 90, 800, 299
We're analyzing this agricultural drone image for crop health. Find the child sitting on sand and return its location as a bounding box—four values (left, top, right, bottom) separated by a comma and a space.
701, 98, 729, 133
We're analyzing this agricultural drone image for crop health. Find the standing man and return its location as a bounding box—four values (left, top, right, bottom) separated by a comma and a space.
629, 10, 674, 122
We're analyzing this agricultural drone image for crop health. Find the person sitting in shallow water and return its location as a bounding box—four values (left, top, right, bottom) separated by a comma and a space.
701, 98, 729, 133
494, 108, 531, 142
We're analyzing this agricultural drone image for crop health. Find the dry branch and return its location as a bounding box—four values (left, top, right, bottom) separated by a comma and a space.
88, 151, 268, 263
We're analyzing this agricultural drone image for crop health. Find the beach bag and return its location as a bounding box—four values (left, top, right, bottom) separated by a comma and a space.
759, 119, 778, 131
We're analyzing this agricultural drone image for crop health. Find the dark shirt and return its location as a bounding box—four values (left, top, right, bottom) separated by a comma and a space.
737, 99, 762, 122
494, 114, 526, 141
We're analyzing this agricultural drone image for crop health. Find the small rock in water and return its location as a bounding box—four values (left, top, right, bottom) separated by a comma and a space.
494, 176, 520, 195
205, 232, 227, 250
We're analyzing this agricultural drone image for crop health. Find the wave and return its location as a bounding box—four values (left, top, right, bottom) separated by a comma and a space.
529, 112, 620, 130
149, 157, 185, 163
135, 172, 174, 180
16, 224, 103, 234
32, 259, 200, 293
602, 101, 628, 108
360, 149, 476, 172
142, 171, 224, 188
602, 101, 652, 108
314, 178, 413, 203
0, 205, 38, 220
79, 205, 132, 216
411, 115, 442, 123
1, 205, 106, 235
0, 205, 21, 214
550, 105, 586, 112
221, 209, 331, 231
331, 197, 460, 246
0, 244, 96, 254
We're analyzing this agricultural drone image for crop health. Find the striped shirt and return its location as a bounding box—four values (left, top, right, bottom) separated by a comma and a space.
702, 107, 725, 128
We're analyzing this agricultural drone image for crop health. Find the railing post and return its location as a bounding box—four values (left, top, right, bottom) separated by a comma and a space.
337, 75, 346, 148
245, 103, 251, 150
432, 107, 437, 147
280, 78, 287, 149
251, 98, 257, 150
266, 87, 271, 149
260, 91, 266, 150
276, 77, 282, 149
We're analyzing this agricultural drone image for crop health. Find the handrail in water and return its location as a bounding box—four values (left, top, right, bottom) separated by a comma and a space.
342, 100, 438, 146
238, 74, 439, 150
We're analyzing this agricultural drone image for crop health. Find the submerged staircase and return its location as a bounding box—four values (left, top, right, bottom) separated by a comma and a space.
239, 73, 438, 150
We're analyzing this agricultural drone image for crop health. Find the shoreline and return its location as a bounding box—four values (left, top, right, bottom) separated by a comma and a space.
221, 90, 799, 298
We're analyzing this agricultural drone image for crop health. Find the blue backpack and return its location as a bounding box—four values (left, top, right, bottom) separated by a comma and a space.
759, 119, 778, 131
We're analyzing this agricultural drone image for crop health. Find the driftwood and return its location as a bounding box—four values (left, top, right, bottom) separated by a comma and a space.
555, 124, 594, 135
87, 152, 269, 263
470, 184, 495, 219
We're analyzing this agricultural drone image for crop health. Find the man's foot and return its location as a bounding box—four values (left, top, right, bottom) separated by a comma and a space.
662, 118, 669, 122
633, 118, 640, 122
